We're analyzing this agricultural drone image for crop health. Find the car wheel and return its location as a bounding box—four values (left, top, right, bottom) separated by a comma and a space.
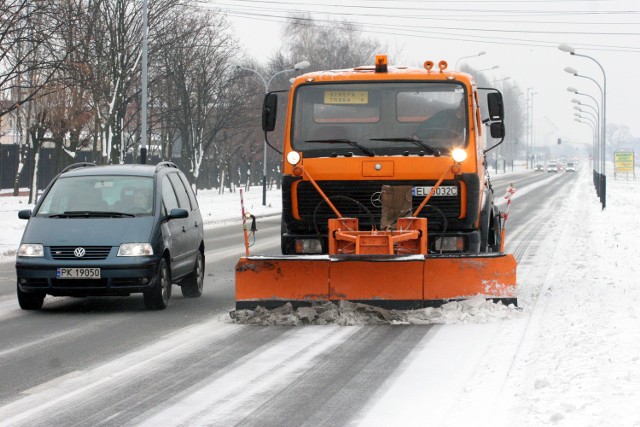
181, 251, 204, 298
144, 258, 171, 310
17, 283, 45, 310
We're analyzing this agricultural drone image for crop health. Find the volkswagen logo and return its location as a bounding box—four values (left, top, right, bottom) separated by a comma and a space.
74, 247, 86, 258
370, 191, 382, 208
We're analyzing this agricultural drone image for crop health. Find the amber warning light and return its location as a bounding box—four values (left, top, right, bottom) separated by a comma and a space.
375, 54, 388, 73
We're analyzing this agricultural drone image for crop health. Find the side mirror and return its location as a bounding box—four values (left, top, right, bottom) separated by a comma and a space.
168, 208, 189, 220
487, 92, 504, 121
490, 122, 505, 139
18, 209, 32, 220
262, 93, 278, 132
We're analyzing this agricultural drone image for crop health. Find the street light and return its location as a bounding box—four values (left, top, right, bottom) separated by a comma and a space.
559, 43, 607, 208
528, 90, 538, 168
476, 65, 499, 73
490, 76, 510, 85
574, 118, 597, 164
454, 51, 486, 71
230, 59, 310, 206
141, 0, 149, 164
567, 86, 602, 199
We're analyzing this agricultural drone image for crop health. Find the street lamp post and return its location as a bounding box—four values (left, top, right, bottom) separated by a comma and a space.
140, 0, 148, 164
454, 51, 486, 71
574, 118, 597, 165
559, 43, 607, 208
528, 90, 538, 168
476, 65, 499, 73
230, 59, 310, 206
567, 86, 601, 197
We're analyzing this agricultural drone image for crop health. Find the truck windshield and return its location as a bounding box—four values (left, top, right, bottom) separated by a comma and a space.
291, 81, 468, 157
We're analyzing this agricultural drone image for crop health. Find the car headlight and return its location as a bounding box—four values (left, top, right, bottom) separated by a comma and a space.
18, 243, 44, 257
117, 243, 153, 256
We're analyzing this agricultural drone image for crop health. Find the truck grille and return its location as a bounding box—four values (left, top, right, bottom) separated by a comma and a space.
295, 180, 460, 231
49, 246, 112, 260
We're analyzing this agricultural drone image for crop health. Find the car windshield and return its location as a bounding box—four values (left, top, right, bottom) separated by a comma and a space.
36, 175, 154, 217
291, 81, 469, 157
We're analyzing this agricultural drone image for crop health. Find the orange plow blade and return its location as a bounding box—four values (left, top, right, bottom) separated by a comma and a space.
235, 254, 517, 310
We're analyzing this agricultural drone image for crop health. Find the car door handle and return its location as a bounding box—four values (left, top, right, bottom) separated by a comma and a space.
181, 226, 187, 233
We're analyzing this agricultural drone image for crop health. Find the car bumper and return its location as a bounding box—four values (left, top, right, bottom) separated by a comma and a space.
16, 256, 160, 296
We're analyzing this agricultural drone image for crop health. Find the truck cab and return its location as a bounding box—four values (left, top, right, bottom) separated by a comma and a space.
264, 55, 506, 256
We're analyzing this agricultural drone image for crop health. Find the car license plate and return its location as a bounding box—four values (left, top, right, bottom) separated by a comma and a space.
412, 186, 458, 197
57, 267, 101, 279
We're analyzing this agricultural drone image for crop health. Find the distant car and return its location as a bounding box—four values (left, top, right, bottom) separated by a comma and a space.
534, 164, 544, 172
566, 162, 576, 172
547, 163, 558, 173
15, 162, 204, 310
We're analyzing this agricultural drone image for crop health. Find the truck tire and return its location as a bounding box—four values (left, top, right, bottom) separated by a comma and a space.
281, 219, 293, 254
487, 206, 503, 252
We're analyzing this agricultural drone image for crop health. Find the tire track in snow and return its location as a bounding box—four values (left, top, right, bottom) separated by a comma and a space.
131, 325, 364, 426
236, 325, 434, 427
0, 320, 249, 426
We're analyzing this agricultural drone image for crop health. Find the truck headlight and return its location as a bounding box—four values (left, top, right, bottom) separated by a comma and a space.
287, 151, 301, 165
18, 243, 44, 257
117, 243, 153, 256
452, 148, 467, 163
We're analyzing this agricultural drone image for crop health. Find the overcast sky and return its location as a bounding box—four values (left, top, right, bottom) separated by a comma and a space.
201, 0, 640, 150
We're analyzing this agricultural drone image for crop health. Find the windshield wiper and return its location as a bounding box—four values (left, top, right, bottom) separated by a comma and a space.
305, 138, 376, 157
49, 211, 136, 218
370, 137, 442, 156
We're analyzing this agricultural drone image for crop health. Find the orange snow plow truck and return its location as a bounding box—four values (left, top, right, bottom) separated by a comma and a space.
236, 55, 517, 310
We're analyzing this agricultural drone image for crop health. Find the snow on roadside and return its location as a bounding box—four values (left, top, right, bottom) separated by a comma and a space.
498, 172, 640, 427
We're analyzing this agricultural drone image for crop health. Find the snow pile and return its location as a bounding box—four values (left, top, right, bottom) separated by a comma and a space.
229, 296, 520, 326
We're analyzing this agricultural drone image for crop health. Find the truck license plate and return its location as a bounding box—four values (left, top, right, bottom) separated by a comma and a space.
57, 268, 101, 279
412, 186, 458, 197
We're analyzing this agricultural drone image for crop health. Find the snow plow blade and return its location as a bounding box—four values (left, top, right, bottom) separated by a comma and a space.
235, 253, 517, 310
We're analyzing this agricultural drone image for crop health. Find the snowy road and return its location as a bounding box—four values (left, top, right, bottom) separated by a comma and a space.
3, 166, 633, 426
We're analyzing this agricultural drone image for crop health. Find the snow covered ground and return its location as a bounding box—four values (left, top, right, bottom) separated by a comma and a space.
2, 165, 639, 426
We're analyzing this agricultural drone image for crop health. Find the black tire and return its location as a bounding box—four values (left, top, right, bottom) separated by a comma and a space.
487, 206, 503, 252
144, 258, 171, 310
17, 284, 45, 310
281, 218, 293, 255
181, 251, 204, 298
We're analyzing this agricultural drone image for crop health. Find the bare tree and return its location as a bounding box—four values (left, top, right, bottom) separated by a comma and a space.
155, 9, 251, 189
281, 13, 381, 71
0, 0, 67, 118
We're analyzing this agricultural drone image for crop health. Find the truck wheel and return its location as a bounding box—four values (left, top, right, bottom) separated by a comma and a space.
17, 283, 45, 310
181, 251, 204, 298
487, 207, 503, 252
281, 219, 293, 254
144, 258, 171, 310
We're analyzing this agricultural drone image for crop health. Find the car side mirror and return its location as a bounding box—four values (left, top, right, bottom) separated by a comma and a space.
168, 208, 189, 220
18, 209, 32, 220
262, 93, 278, 132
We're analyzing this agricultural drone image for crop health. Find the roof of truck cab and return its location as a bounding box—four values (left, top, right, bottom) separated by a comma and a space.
292, 65, 475, 85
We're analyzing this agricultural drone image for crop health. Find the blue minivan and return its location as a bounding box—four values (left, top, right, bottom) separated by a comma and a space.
15, 162, 204, 310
